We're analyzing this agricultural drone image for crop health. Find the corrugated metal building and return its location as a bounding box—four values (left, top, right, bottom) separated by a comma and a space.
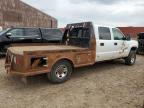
119, 27, 144, 38
0, 0, 57, 30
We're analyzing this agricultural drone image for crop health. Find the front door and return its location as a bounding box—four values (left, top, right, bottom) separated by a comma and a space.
8, 28, 42, 44
7, 28, 25, 43
112, 28, 129, 58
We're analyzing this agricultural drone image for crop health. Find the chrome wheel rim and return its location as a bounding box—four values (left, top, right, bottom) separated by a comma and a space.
55, 65, 68, 79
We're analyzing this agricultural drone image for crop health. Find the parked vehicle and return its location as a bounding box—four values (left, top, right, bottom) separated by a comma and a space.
5, 22, 138, 83
0, 27, 63, 55
137, 32, 144, 54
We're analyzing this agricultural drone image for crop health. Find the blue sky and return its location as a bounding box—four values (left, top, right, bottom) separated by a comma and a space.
22, 0, 144, 27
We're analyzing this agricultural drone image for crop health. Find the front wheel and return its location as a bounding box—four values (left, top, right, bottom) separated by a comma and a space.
47, 60, 73, 83
125, 50, 136, 65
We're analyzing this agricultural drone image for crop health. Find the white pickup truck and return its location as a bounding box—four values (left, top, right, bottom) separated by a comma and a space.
5, 22, 138, 83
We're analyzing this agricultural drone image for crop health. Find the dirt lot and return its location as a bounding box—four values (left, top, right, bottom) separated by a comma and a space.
0, 55, 144, 108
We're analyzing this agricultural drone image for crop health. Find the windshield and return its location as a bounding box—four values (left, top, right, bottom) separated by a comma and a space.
0, 28, 10, 35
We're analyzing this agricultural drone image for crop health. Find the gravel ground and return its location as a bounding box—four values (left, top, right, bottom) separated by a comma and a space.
0, 55, 144, 108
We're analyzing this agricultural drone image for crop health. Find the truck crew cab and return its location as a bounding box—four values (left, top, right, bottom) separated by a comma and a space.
5, 22, 138, 83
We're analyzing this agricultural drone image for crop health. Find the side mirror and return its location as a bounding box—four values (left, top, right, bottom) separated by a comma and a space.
123, 34, 131, 41
126, 35, 131, 41
122, 37, 127, 40
6, 33, 12, 38
126, 34, 131, 41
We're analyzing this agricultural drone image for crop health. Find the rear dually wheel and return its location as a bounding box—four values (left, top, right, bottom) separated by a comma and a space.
47, 60, 73, 83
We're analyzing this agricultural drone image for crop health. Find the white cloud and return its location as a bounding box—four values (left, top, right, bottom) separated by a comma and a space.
21, 0, 144, 27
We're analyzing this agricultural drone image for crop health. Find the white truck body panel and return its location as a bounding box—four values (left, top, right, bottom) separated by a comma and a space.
93, 24, 138, 62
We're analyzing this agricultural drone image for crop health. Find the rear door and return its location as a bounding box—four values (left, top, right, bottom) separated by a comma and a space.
23, 28, 42, 43
96, 27, 115, 61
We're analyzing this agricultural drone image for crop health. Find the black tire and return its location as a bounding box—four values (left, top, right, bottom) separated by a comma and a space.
48, 60, 73, 83
125, 50, 136, 65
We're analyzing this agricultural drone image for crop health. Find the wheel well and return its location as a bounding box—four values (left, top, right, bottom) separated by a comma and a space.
131, 47, 137, 51
55, 59, 74, 70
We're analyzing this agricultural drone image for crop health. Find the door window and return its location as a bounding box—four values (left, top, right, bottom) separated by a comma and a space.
8, 28, 40, 39
8, 28, 23, 37
112, 28, 125, 40
24, 28, 40, 38
98, 27, 111, 40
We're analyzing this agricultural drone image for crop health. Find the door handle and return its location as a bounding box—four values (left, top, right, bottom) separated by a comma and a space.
114, 43, 117, 45
100, 43, 104, 46
36, 38, 41, 39
19, 38, 24, 40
